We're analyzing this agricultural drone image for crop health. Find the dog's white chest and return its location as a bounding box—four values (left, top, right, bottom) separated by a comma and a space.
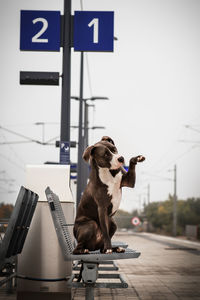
99, 168, 122, 214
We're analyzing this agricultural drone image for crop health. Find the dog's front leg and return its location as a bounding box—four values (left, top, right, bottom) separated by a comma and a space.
98, 206, 112, 253
121, 155, 145, 188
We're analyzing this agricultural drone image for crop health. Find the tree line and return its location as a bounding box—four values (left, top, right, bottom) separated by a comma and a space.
1, 196, 200, 237
0, 202, 14, 219
144, 195, 200, 236
114, 196, 200, 238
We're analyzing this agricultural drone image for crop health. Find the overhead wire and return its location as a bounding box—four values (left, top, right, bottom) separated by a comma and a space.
144, 119, 200, 177
0, 153, 25, 172
0, 169, 21, 188
0, 124, 59, 146
0, 130, 26, 166
185, 125, 200, 134
0, 125, 41, 144
154, 144, 198, 175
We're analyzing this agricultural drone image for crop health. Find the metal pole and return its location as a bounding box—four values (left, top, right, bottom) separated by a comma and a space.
42, 123, 45, 144
84, 101, 89, 148
139, 195, 141, 212
147, 184, 150, 204
60, 0, 71, 159
173, 164, 177, 237
83, 101, 90, 182
85, 286, 94, 300
77, 52, 84, 208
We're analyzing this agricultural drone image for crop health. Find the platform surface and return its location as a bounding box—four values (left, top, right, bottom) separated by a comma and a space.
1, 231, 200, 300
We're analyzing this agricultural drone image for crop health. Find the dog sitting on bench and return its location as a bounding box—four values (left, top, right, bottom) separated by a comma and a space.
73, 136, 145, 255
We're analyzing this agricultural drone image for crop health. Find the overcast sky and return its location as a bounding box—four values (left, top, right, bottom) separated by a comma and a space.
0, 0, 200, 212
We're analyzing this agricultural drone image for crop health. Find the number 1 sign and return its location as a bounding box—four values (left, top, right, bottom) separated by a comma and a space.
74, 11, 114, 52
20, 10, 60, 51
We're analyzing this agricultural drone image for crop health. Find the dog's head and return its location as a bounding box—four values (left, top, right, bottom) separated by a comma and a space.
83, 136, 124, 170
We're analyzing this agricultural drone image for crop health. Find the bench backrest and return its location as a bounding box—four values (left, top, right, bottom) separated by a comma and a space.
0, 186, 38, 265
45, 187, 74, 259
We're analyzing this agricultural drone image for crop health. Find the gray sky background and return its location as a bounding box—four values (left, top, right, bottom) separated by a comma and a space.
0, 0, 200, 212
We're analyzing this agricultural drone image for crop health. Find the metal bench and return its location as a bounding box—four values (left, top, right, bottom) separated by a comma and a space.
73, 241, 128, 273
45, 186, 140, 300
0, 186, 39, 289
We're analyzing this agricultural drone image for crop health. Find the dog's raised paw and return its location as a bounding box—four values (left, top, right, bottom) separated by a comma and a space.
137, 155, 145, 162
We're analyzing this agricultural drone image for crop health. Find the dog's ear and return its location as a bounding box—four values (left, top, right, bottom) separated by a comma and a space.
101, 136, 115, 145
82, 145, 95, 163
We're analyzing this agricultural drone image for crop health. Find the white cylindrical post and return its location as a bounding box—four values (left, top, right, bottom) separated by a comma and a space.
17, 165, 74, 300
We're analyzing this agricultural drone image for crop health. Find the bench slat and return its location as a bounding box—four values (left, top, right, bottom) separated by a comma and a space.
0, 186, 39, 270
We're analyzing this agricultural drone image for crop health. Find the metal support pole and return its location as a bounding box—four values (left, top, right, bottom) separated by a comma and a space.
84, 102, 89, 148
77, 52, 84, 208
60, 0, 71, 160
83, 102, 90, 181
5, 265, 14, 293
85, 286, 94, 300
147, 184, 150, 204
173, 164, 177, 237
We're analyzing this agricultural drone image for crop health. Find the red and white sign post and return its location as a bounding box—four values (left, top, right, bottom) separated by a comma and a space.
131, 217, 141, 226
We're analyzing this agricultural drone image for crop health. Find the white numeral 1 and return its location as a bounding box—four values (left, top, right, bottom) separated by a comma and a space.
32, 18, 48, 43
88, 18, 99, 44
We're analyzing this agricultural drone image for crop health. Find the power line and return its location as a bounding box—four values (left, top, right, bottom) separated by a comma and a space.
144, 127, 184, 172
0, 141, 32, 145
179, 140, 200, 144
0, 125, 40, 144
0, 124, 59, 146
144, 120, 200, 174
185, 125, 200, 134
0, 130, 26, 165
0, 170, 21, 186
154, 145, 198, 174
141, 171, 173, 181
0, 153, 25, 171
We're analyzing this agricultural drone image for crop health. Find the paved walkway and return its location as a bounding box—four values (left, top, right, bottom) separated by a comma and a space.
1, 232, 200, 299
72, 232, 200, 300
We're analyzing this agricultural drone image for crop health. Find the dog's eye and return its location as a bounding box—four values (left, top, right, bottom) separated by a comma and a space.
113, 147, 117, 153
104, 152, 110, 158
110, 147, 117, 154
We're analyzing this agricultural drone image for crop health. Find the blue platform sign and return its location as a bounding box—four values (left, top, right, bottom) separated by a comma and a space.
60, 142, 70, 165
74, 11, 114, 52
20, 10, 60, 51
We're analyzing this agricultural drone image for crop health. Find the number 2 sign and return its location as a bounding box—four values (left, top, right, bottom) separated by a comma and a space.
74, 11, 114, 52
20, 10, 60, 51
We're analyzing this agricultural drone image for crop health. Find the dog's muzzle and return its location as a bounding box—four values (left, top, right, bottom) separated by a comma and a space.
110, 154, 124, 170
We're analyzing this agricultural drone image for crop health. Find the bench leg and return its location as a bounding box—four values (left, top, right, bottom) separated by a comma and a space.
85, 285, 94, 300
6, 264, 14, 293
82, 263, 97, 300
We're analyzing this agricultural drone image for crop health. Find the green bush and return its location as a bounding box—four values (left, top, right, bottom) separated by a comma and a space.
144, 196, 200, 236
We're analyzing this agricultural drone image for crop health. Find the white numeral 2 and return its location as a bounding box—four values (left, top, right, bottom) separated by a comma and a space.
88, 18, 99, 44
32, 18, 48, 43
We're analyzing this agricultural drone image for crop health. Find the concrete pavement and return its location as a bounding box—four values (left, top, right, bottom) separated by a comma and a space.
72, 231, 200, 299
1, 231, 200, 299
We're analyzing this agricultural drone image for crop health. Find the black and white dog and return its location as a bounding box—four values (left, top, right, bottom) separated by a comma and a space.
73, 136, 145, 254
